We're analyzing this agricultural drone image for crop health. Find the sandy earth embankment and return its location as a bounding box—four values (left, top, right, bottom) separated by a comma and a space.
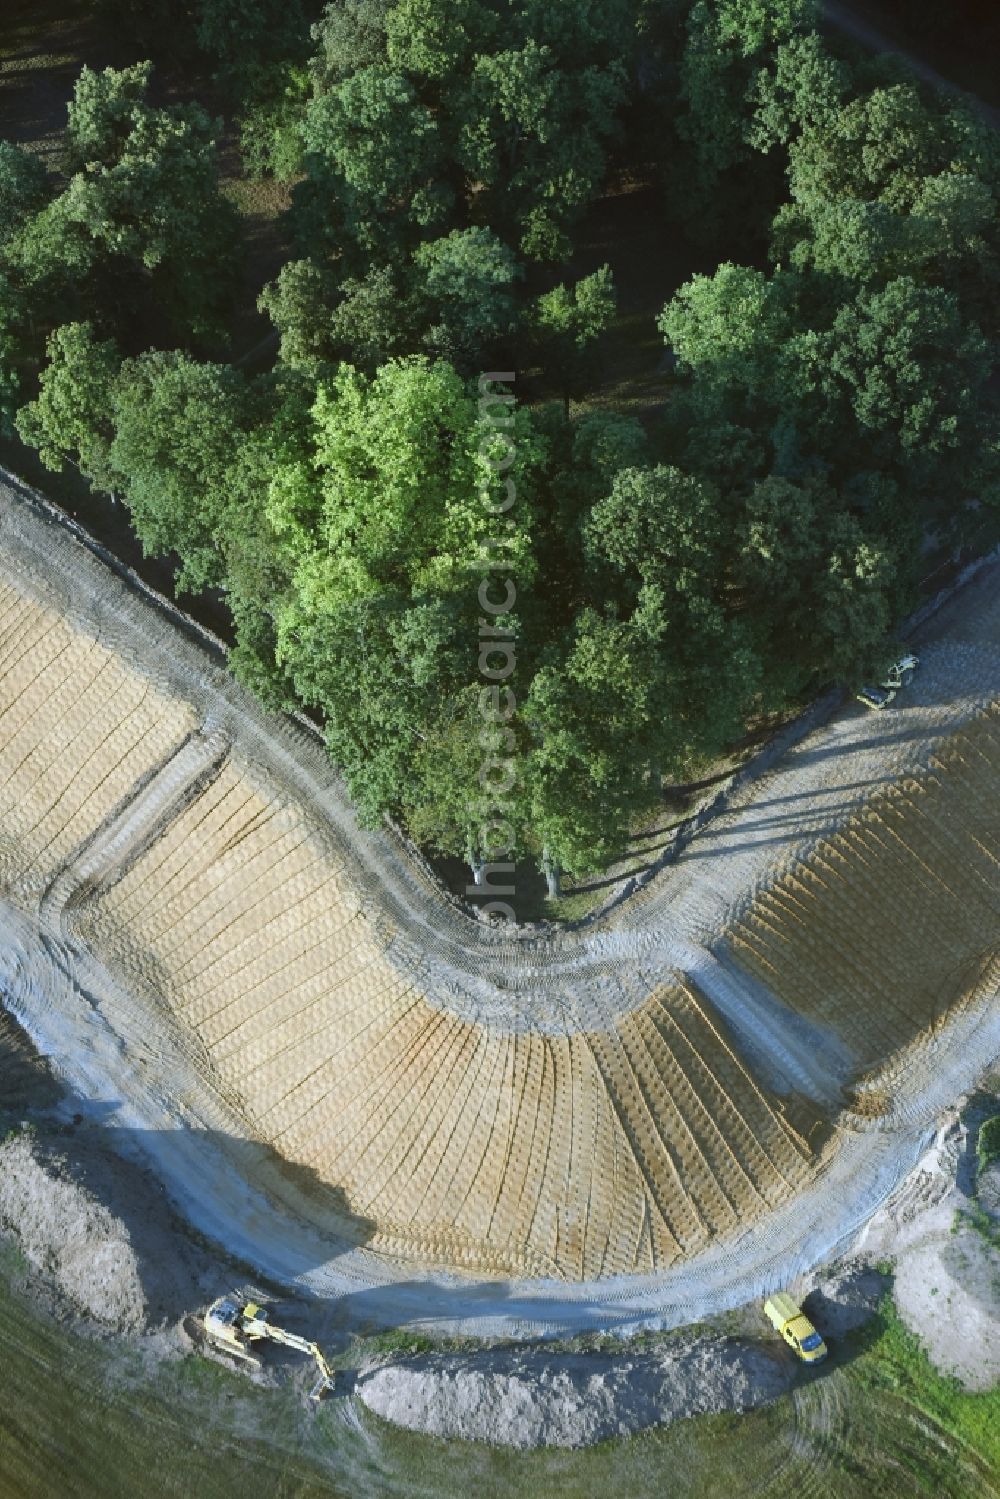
0, 472, 997, 1335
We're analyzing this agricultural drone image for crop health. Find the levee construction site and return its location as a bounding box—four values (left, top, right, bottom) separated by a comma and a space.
0, 472, 998, 1338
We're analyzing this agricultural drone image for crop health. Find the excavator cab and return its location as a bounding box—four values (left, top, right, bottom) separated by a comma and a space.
240, 1302, 270, 1335
203, 1296, 261, 1365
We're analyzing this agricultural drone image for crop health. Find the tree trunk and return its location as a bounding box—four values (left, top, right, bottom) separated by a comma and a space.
542, 847, 561, 899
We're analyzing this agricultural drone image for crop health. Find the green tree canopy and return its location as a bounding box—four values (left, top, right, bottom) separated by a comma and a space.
257, 258, 342, 370
194, 0, 312, 69
14, 321, 121, 486
298, 67, 450, 256
413, 226, 520, 367
101, 0, 313, 72
297, 0, 633, 264
674, 0, 820, 227
748, 29, 850, 151
658, 261, 795, 412
534, 265, 616, 406
660, 256, 997, 523
774, 83, 1000, 321
785, 83, 1000, 218
327, 267, 418, 370
11, 3, 1000, 896
8, 64, 238, 338
385, 0, 494, 82
107, 351, 264, 591
0, 273, 28, 435
523, 602, 667, 876
456, 39, 626, 260
582, 463, 762, 787
258, 358, 543, 836
0, 143, 49, 244
310, 0, 392, 90
817, 277, 995, 496
736, 474, 901, 689
268, 357, 538, 606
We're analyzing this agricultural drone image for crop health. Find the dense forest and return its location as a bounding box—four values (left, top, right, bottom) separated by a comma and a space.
1, 0, 998, 891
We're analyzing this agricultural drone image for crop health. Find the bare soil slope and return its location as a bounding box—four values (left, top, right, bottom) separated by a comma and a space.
0, 474, 997, 1330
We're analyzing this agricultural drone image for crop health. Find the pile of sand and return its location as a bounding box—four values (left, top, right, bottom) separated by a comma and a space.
0, 1124, 217, 1336
0, 1131, 147, 1329
356, 1337, 795, 1449
856, 1098, 1000, 1392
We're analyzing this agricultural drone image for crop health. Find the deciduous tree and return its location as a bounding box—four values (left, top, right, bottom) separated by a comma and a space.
297, 67, 450, 257
14, 321, 121, 486
413, 226, 520, 367
535, 266, 616, 407
675, 0, 819, 226
107, 351, 262, 591
11, 64, 239, 338
0, 143, 49, 242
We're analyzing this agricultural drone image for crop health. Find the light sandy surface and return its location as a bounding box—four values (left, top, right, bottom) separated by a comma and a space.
0, 1130, 148, 1329
355, 1338, 796, 1448
0, 472, 997, 1334
856, 1098, 1000, 1391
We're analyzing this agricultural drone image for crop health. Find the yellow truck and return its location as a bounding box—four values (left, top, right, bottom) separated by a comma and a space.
764, 1293, 828, 1363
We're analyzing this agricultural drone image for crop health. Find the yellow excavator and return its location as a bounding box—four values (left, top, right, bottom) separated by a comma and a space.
202, 1295, 335, 1401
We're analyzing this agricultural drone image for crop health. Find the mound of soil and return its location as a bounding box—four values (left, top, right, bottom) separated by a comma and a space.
0, 1125, 216, 1335
803, 1264, 888, 1340
356, 1337, 796, 1449
0, 1131, 146, 1329
856, 1097, 1000, 1391
0, 1010, 60, 1113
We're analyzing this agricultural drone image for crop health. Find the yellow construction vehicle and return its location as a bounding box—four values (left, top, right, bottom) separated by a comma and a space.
763, 1293, 828, 1363
203, 1295, 335, 1400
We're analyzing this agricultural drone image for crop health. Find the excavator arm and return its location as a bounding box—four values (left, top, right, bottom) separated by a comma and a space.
244, 1311, 336, 1400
